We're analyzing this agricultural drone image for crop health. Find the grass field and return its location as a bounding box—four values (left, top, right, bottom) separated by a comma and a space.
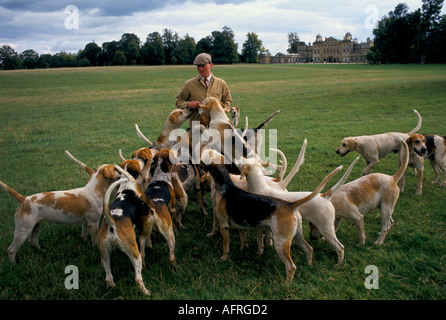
0, 64, 445, 301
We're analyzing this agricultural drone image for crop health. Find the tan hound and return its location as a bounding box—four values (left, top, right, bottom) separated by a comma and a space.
335, 109, 421, 175
331, 138, 409, 245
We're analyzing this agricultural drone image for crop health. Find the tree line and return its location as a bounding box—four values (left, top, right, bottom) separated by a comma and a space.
0, 26, 265, 70
367, 0, 446, 63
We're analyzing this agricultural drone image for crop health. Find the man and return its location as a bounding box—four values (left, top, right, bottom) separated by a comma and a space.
176, 53, 232, 122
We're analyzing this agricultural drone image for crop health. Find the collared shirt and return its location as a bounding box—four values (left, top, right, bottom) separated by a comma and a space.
198, 74, 212, 88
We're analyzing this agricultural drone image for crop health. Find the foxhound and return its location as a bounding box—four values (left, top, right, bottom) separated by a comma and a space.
239, 152, 359, 265
135, 108, 192, 154
335, 109, 421, 175
202, 151, 341, 281
331, 138, 409, 245
199, 97, 281, 171
98, 162, 156, 295
0, 164, 120, 264
144, 149, 177, 265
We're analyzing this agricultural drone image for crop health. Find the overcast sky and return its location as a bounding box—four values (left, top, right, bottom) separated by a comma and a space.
1, 0, 444, 56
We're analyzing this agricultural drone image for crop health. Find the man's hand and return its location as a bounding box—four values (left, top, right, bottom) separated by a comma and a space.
187, 101, 201, 109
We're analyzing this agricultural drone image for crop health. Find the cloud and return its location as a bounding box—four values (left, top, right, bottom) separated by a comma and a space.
1, 1, 168, 16
0, 0, 443, 55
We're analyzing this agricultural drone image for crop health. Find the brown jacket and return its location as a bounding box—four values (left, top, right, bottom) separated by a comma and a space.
176, 74, 232, 114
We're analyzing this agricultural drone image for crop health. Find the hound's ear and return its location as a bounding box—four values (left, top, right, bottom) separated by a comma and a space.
169, 112, 179, 124
405, 136, 413, 146
140, 148, 153, 163
240, 165, 250, 179
102, 164, 119, 180
349, 138, 358, 150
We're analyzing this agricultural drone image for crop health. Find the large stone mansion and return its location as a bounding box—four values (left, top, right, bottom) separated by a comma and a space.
260, 32, 372, 64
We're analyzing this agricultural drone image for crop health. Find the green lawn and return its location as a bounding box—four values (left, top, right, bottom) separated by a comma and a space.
0, 64, 445, 300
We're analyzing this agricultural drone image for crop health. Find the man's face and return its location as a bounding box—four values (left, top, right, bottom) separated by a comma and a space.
197, 63, 212, 78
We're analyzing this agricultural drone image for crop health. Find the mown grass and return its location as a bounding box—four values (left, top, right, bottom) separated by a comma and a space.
0, 64, 445, 301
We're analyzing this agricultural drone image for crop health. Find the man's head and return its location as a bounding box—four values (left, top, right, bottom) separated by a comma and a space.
194, 53, 213, 78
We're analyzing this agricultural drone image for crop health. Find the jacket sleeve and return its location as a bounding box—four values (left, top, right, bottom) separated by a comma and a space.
175, 82, 190, 110
220, 81, 233, 113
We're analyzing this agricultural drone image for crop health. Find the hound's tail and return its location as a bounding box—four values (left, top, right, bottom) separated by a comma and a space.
255, 110, 280, 130
103, 178, 126, 229
277, 139, 307, 189
0, 180, 25, 203
393, 138, 409, 183
269, 147, 287, 181
135, 124, 153, 146
289, 165, 343, 210
406, 109, 422, 136
65, 151, 95, 177
321, 156, 360, 200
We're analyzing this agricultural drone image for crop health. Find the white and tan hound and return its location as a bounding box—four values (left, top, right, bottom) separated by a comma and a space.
0, 163, 120, 264
239, 152, 359, 265
199, 97, 281, 171
335, 109, 421, 175
331, 138, 409, 245
135, 108, 192, 154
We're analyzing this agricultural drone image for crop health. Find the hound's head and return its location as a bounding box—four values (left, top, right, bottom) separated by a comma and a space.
336, 137, 358, 157
132, 148, 153, 165
240, 161, 267, 180
151, 149, 178, 175
118, 160, 142, 180
168, 108, 192, 126
201, 149, 225, 166
199, 97, 223, 112
406, 133, 427, 157
96, 164, 121, 181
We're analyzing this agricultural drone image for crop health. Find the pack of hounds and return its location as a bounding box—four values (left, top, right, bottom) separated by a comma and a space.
1, 97, 445, 295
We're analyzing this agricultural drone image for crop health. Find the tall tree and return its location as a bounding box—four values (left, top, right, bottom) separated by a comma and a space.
195, 36, 212, 56
287, 32, 304, 54
112, 50, 127, 65
141, 32, 165, 65
210, 26, 239, 64
368, 1, 445, 64
162, 28, 180, 64
241, 32, 263, 63
81, 42, 101, 66
368, 3, 421, 63
175, 34, 196, 64
0, 45, 22, 70
418, 0, 444, 62
427, 14, 446, 62
102, 41, 120, 66
20, 49, 39, 69
120, 33, 141, 65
